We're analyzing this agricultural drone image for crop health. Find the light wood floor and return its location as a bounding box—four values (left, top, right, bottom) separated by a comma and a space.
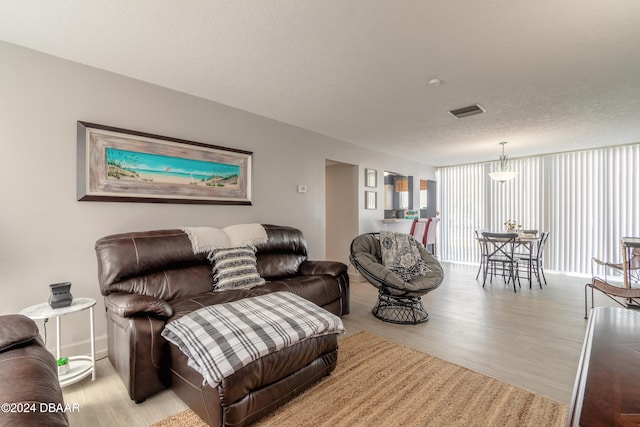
63, 263, 613, 426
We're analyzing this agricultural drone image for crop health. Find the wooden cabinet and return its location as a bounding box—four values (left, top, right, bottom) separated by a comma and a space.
567, 307, 640, 426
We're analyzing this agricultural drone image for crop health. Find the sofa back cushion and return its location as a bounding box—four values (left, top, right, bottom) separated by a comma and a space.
95, 225, 309, 300
255, 225, 308, 279
95, 229, 213, 301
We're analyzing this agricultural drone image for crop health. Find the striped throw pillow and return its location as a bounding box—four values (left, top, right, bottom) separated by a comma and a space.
208, 246, 266, 291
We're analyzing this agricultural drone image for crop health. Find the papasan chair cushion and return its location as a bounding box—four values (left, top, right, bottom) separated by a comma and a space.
350, 232, 444, 323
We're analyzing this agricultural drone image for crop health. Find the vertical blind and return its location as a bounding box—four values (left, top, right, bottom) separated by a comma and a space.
437, 143, 640, 275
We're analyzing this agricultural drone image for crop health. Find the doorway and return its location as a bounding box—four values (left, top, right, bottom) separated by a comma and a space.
325, 160, 359, 265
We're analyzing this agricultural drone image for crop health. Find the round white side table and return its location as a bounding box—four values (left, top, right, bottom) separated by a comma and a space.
20, 297, 96, 387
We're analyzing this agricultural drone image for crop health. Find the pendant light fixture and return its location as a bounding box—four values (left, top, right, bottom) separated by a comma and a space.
488, 142, 518, 183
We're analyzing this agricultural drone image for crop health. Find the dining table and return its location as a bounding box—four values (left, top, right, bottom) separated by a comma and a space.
476, 232, 541, 288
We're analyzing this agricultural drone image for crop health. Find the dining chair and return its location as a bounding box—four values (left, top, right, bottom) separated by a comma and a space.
584, 277, 640, 318
517, 231, 550, 288
409, 218, 430, 246
514, 229, 538, 259
585, 244, 640, 318
424, 217, 440, 256
480, 232, 520, 292
591, 247, 640, 284
534, 231, 550, 284
474, 229, 487, 280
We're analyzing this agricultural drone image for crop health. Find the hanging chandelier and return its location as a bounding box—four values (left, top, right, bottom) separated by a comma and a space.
488, 142, 518, 183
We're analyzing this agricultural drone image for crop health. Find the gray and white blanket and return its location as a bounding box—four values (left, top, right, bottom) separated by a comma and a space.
161, 291, 345, 388
380, 231, 431, 282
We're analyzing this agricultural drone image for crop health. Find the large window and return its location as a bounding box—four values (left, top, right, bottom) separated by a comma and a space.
437, 143, 640, 276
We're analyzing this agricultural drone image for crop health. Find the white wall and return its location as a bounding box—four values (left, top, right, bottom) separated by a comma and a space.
325, 162, 358, 265
0, 41, 436, 356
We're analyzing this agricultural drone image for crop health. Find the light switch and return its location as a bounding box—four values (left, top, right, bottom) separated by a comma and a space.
297, 185, 307, 193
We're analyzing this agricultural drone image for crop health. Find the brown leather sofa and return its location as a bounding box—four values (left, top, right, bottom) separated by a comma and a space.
0, 314, 68, 426
95, 224, 349, 426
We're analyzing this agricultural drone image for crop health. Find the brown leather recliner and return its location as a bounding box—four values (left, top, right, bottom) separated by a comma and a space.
95, 224, 349, 426
0, 314, 68, 427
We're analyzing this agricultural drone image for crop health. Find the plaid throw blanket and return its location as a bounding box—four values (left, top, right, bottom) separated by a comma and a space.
161, 291, 345, 387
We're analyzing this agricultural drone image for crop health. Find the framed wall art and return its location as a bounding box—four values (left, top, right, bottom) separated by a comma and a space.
365, 191, 377, 210
365, 168, 377, 188
77, 122, 253, 205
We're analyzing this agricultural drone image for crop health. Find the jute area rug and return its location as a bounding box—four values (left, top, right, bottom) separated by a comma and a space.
152, 331, 568, 427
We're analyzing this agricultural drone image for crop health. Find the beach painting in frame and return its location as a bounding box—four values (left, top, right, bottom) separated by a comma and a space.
77, 122, 253, 204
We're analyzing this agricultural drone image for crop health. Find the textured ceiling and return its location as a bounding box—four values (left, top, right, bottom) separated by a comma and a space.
2, 1, 640, 166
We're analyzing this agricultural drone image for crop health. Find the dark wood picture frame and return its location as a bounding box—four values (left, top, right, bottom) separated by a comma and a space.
77, 122, 253, 205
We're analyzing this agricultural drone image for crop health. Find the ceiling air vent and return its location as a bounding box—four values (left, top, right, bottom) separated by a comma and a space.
448, 104, 486, 119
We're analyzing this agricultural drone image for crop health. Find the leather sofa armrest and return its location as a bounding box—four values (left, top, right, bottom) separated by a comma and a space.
0, 314, 40, 352
105, 293, 173, 318
299, 260, 347, 278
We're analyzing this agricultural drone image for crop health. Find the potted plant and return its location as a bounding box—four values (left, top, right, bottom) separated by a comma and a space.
57, 357, 70, 375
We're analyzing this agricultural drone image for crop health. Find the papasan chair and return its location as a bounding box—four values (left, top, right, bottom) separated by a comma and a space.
349, 231, 444, 324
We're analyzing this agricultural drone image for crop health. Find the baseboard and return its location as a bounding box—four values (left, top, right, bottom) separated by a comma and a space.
348, 272, 366, 283
43, 333, 108, 361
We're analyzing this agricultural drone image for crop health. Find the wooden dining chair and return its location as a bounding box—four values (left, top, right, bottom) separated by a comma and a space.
481, 232, 520, 292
